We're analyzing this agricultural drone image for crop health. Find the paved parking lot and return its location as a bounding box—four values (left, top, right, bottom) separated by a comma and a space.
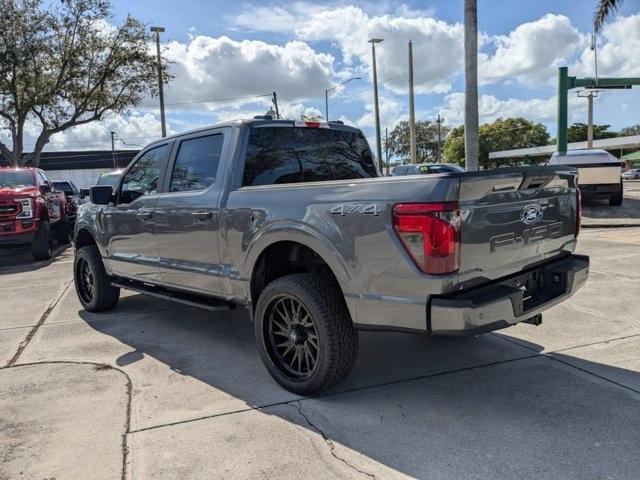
1, 226, 640, 479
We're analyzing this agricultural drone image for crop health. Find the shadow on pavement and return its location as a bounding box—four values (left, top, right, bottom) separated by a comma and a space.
80, 297, 640, 478
0, 243, 70, 272
582, 195, 640, 222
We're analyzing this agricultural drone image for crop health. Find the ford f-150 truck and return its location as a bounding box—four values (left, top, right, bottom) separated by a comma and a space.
0, 167, 72, 259
73, 118, 589, 394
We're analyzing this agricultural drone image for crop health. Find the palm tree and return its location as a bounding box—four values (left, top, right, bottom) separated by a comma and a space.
464, 0, 479, 171
594, 0, 623, 32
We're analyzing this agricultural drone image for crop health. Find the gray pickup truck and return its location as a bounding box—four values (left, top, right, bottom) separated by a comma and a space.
73, 118, 589, 394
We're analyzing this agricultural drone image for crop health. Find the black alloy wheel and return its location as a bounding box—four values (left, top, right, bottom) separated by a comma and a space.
265, 294, 320, 379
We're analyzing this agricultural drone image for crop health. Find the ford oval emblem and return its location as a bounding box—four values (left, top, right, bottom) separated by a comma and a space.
521, 204, 543, 225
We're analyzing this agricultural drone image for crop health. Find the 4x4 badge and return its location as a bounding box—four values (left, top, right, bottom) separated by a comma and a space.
331, 203, 381, 216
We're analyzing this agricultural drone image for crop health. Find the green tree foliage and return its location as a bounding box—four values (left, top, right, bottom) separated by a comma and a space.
620, 124, 640, 136
567, 123, 618, 143
385, 120, 450, 163
443, 117, 550, 168
0, 0, 170, 166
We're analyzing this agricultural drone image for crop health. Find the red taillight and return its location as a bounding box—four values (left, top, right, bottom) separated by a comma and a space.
392, 202, 460, 275
575, 188, 581, 238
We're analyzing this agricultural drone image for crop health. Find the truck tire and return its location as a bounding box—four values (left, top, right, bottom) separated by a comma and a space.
31, 220, 53, 260
254, 273, 358, 394
54, 219, 72, 244
609, 181, 623, 206
74, 245, 120, 312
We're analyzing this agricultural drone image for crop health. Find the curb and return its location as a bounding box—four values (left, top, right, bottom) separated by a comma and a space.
582, 223, 640, 229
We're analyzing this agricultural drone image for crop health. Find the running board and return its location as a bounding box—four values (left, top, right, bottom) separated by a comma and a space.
111, 279, 232, 313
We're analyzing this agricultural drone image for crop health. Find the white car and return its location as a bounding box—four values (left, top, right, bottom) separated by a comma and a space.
622, 168, 640, 180
549, 149, 623, 206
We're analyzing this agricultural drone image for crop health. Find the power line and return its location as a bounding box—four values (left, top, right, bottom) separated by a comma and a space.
329, 71, 409, 107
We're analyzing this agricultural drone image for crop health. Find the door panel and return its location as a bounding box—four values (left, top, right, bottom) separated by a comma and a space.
155, 130, 227, 295
104, 143, 171, 283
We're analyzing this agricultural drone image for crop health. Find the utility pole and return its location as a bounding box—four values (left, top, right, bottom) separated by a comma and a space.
272, 91, 280, 119
150, 26, 167, 138
385, 127, 389, 176
408, 40, 417, 164
463, 0, 479, 171
325, 77, 361, 120
577, 90, 599, 149
110, 131, 116, 167
369, 38, 384, 174
436, 114, 444, 162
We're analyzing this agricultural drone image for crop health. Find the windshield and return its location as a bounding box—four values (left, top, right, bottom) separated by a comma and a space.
96, 172, 121, 187
0, 170, 35, 188
53, 182, 74, 194
243, 126, 377, 187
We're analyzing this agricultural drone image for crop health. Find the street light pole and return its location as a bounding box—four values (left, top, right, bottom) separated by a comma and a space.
369, 38, 384, 174
150, 26, 167, 138
324, 77, 361, 120
408, 40, 417, 164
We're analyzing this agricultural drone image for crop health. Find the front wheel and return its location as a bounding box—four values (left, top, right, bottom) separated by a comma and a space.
254, 273, 358, 395
31, 220, 53, 260
74, 245, 120, 312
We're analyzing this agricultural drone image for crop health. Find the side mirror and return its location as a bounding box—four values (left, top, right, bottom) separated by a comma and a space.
90, 185, 113, 205
39, 184, 52, 195
80, 188, 90, 198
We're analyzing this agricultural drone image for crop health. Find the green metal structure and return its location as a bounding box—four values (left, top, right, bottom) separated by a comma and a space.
556, 67, 640, 154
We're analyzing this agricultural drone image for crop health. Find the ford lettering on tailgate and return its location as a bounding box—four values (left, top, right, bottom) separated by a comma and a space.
489, 222, 564, 253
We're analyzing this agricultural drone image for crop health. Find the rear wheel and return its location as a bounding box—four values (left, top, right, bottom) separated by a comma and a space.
31, 220, 53, 260
609, 181, 623, 206
254, 273, 358, 395
54, 219, 72, 244
74, 245, 120, 312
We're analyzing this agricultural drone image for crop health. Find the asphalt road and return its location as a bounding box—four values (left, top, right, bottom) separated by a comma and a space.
1, 228, 640, 480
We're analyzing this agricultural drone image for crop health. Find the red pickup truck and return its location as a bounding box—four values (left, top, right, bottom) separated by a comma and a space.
0, 167, 73, 259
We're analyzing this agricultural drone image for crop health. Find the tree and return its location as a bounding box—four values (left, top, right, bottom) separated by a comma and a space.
567, 122, 617, 142
0, 0, 169, 166
620, 124, 640, 136
385, 120, 450, 164
463, 0, 479, 171
443, 117, 550, 169
594, 0, 623, 32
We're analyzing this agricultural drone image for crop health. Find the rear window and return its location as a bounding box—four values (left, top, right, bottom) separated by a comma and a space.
242, 127, 377, 187
0, 170, 34, 188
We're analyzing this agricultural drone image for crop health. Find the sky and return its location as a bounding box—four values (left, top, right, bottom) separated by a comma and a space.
18, 0, 640, 152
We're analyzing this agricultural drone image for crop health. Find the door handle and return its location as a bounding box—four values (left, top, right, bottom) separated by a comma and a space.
137, 211, 153, 220
192, 211, 213, 221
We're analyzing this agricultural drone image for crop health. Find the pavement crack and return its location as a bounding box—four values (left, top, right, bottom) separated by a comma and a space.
293, 400, 376, 479
6, 279, 72, 367
1, 360, 133, 480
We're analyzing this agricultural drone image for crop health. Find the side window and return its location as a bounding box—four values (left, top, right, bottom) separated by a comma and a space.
170, 134, 223, 192
119, 144, 169, 203
36, 171, 49, 186
243, 129, 302, 186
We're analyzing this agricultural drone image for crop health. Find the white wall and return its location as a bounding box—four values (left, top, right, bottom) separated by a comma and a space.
45, 168, 118, 189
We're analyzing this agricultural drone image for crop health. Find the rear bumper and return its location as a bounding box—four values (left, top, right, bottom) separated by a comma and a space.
579, 183, 620, 198
429, 254, 589, 336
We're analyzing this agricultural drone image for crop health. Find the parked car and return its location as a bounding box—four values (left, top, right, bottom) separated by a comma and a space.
0, 167, 72, 259
53, 180, 86, 207
80, 170, 125, 198
392, 163, 465, 176
549, 149, 623, 206
74, 118, 588, 394
622, 168, 640, 180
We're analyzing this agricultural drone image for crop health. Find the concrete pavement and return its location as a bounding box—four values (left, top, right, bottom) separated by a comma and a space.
582, 179, 640, 227
1, 228, 640, 479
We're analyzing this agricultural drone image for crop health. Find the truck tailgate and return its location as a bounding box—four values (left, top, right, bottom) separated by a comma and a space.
456, 166, 579, 289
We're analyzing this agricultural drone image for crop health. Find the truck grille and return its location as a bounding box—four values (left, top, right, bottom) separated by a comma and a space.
0, 204, 18, 216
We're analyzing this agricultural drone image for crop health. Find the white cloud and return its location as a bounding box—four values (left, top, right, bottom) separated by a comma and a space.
439, 92, 585, 127
163, 35, 335, 106
479, 14, 583, 85
572, 14, 640, 78
234, 4, 465, 95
